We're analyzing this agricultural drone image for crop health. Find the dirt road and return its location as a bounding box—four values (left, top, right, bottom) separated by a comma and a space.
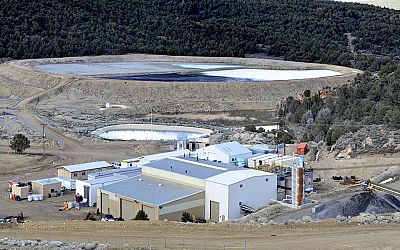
0, 221, 398, 249
14, 76, 80, 151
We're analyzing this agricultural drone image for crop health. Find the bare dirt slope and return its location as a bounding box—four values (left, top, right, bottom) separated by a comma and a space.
0, 221, 398, 249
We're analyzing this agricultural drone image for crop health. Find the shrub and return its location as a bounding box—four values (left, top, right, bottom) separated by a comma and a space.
134, 210, 149, 221
244, 125, 257, 132
181, 211, 193, 222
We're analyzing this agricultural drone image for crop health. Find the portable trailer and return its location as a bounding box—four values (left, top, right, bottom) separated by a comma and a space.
54, 176, 76, 190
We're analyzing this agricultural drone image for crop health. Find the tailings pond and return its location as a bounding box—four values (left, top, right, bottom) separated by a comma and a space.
35, 62, 342, 82
92, 124, 212, 141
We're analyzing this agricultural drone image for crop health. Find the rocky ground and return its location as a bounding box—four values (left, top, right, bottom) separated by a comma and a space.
222, 130, 275, 144
0, 238, 112, 250
333, 125, 400, 157
235, 192, 400, 226
33, 108, 228, 142
0, 113, 42, 140
1, 220, 399, 250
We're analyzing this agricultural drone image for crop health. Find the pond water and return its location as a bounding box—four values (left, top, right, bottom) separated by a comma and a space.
99, 129, 209, 141
35, 62, 238, 76
104, 69, 342, 82
103, 73, 253, 82
174, 63, 239, 69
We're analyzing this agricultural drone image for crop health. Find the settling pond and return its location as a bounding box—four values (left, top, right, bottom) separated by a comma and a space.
92, 124, 212, 141
35, 62, 342, 82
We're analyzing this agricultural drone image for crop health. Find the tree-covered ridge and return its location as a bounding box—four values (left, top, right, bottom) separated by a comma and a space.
280, 65, 400, 145
1, 0, 400, 69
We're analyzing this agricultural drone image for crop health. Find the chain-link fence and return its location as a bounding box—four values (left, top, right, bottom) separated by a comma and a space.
0, 232, 252, 249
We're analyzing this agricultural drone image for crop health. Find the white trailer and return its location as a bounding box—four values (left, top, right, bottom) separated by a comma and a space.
54, 176, 76, 190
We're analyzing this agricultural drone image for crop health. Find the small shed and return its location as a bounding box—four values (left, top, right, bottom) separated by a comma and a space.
12, 184, 30, 199
57, 161, 114, 180
297, 143, 308, 155
32, 178, 62, 197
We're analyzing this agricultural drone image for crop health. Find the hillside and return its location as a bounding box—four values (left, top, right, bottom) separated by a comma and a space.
280, 64, 400, 154
333, 0, 400, 10
1, 0, 400, 70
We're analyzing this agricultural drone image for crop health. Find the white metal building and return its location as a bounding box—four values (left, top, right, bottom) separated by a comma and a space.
76, 168, 141, 206
97, 175, 204, 221
200, 142, 252, 164
205, 170, 277, 222
97, 156, 277, 222
247, 153, 277, 168
54, 176, 76, 190
57, 161, 114, 180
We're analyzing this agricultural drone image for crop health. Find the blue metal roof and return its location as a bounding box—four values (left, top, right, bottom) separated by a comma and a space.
207, 142, 251, 155
100, 175, 203, 206
88, 166, 141, 179
143, 157, 228, 179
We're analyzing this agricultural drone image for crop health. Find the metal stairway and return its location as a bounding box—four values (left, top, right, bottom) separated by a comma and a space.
239, 202, 254, 214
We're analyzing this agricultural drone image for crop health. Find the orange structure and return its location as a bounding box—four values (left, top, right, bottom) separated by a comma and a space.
297, 143, 308, 155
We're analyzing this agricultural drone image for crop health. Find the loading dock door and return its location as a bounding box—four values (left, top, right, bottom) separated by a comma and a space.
101, 193, 109, 214
121, 199, 135, 221
210, 201, 220, 222
143, 205, 155, 221
84, 186, 90, 199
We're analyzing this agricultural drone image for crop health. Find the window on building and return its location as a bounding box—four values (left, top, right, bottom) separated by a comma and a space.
73, 173, 77, 177
232, 158, 235, 162
82, 172, 86, 176
50, 189, 55, 193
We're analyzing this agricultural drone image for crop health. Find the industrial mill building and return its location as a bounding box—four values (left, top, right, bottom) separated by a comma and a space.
97, 157, 277, 222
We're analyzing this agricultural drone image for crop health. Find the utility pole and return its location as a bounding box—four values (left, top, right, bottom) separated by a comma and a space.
277, 117, 285, 156
40, 123, 46, 156
150, 107, 153, 142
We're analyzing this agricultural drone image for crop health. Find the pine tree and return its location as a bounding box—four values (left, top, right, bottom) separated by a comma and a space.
9, 134, 30, 154
134, 210, 149, 221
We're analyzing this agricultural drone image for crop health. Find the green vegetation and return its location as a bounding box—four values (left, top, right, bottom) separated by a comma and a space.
1, 0, 400, 69
181, 211, 193, 222
280, 65, 400, 144
244, 125, 265, 133
134, 210, 149, 221
9, 134, 30, 154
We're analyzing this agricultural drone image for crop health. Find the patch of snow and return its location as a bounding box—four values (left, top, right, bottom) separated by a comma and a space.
174, 63, 239, 69
202, 69, 342, 81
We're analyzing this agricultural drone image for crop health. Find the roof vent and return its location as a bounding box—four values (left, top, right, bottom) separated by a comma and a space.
158, 183, 163, 187
138, 178, 143, 182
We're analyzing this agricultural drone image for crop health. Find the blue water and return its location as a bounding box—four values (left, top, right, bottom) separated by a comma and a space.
102, 73, 257, 82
